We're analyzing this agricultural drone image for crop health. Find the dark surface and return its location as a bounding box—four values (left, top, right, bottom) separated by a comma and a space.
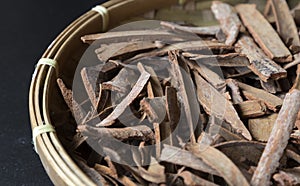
0, 1, 106, 185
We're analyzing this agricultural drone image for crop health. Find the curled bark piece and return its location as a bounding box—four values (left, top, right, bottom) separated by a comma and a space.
251, 90, 300, 186
193, 71, 252, 140
236, 35, 287, 82
161, 21, 220, 36
96, 64, 150, 127
186, 59, 226, 90
125, 40, 235, 63
81, 66, 102, 109
186, 52, 250, 67
237, 81, 283, 112
96, 41, 163, 62
226, 79, 243, 104
211, 1, 241, 46
236, 100, 267, 119
269, 0, 300, 54
78, 125, 154, 142
236, 4, 292, 63
169, 51, 197, 143
57, 78, 85, 123
82, 30, 195, 44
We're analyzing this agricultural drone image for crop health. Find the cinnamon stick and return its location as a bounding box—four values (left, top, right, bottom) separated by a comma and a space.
251, 90, 300, 185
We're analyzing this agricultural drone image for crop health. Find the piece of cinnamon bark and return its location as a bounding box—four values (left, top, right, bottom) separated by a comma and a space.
236, 4, 292, 63
269, 0, 300, 54
160, 21, 220, 36
248, 114, 278, 142
81, 30, 196, 44
95, 41, 164, 62
211, 1, 241, 46
185, 52, 249, 67
235, 100, 267, 118
235, 35, 287, 82
251, 89, 300, 186
193, 70, 252, 140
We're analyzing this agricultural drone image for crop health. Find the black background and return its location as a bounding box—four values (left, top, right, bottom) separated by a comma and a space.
0, 1, 106, 185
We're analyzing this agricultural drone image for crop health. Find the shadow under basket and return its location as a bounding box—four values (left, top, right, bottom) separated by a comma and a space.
29, 0, 285, 185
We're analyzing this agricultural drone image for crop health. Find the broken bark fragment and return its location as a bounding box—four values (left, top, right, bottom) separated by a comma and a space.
81, 30, 195, 44
78, 125, 154, 142
236, 4, 292, 63
237, 81, 283, 112
169, 51, 197, 143
186, 59, 226, 90
235, 35, 287, 82
248, 114, 278, 142
260, 80, 277, 94
226, 78, 243, 104
236, 100, 267, 119
273, 168, 300, 186
211, 1, 241, 46
251, 89, 300, 186
81, 66, 102, 109
125, 40, 235, 64
193, 71, 252, 140
140, 97, 166, 124
163, 40, 235, 54
57, 78, 85, 123
185, 52, 250, 67
161, 21, 220, 36
95, 41, 163, 62
95, 64, 150, 127
269, 0, 300, 54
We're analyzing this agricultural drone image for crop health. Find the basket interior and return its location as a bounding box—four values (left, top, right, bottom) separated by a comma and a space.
34, 0, 300, 185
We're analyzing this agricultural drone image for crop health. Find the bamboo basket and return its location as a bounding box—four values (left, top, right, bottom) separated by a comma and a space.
29, 0, 296, 185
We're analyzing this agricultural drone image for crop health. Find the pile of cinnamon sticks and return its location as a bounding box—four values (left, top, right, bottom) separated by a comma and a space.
57, 1, 300, 185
